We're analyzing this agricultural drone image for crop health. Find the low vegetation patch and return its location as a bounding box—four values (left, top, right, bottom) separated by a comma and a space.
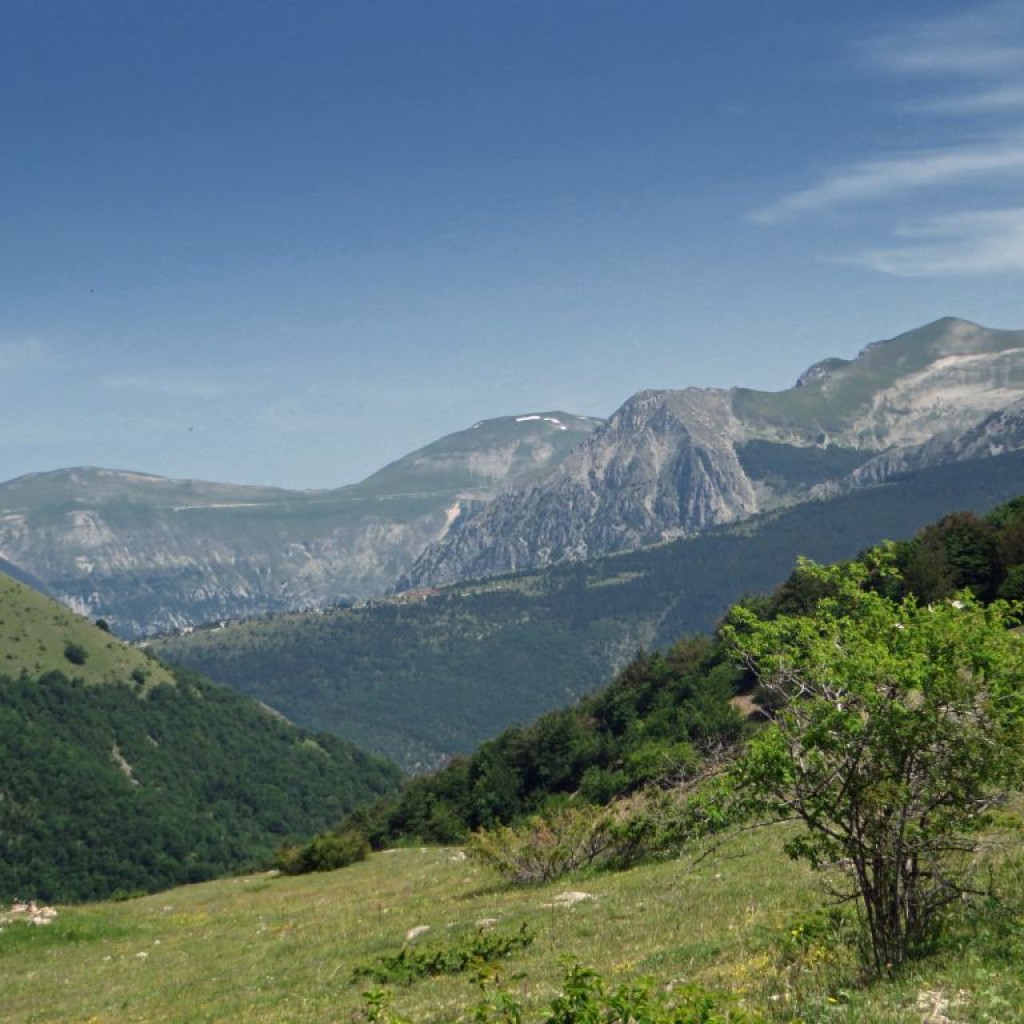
273, 828, 370, 875
351, 923, 535, 985
362, 961, 758, 1023
467, 773, 737, 885
467, 806, 626, 884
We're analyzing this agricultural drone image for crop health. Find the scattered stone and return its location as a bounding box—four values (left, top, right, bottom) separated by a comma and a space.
405, 925, 431, 941
2, 901, 58, 927
544, 891, 595, 908
916, 988, 968, 1024
476, 917, 499, 929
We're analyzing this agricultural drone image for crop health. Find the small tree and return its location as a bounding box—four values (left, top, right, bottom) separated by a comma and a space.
63, 641, 88, 666
722, 555, 1024, 973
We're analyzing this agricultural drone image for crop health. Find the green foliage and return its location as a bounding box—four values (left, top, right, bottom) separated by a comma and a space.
468, 806, 623, 884
361, 961, 758, 1024
889, 512, 1002, 602
62, 641, 87, 665
467, 761, 745, 886
351, 639, 747, 847
724, 553, 1024, 973
0, 665, 399, 903
273, 828, 370, 875
351, 924, 534, 986
774, 906, 858, 975
544, 963, 756, 1024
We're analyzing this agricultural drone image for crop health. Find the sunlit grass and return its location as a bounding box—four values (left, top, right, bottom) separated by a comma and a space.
1, 818, 1021, 1023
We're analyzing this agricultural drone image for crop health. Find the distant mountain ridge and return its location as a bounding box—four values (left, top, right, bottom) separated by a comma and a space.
0, 413, 599, 636
404, 318, 1024, 586
157, 448, 1024, 770
5, 317, 1024, 634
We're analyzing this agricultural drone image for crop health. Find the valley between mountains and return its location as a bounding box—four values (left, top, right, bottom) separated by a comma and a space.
5, 317, 1024, 1024
6, 317, 1024, 768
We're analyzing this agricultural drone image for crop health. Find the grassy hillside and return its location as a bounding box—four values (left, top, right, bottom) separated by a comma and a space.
1, 818, 1021, 1023
0, 570, 177, 686
0, 573, 400, 902
4, 495, 1024, 1020
733, 318, 1024, 433
156, 449, 1024, 770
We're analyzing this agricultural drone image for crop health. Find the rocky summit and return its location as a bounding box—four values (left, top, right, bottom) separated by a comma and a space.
403, 318, 1024, 587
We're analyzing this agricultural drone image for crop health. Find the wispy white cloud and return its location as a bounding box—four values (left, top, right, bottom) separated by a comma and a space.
904, 85, 1024, 116
752, 141, 1024, 224
754, 2, 1024, 278
849, 208, 1024, 277
862, 2, 1024, 79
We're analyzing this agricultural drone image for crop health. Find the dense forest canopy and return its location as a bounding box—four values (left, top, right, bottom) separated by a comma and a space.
0, 664, 398, 903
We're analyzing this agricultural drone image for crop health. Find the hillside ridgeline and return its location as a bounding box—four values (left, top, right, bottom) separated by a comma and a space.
337, 492, 1024, 850
0, 414, 599, 637
0, 573, 399, 903
406, 318, 1024, 586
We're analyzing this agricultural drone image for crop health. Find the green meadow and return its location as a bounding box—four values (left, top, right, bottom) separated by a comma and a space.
3, 813, 1022, 1023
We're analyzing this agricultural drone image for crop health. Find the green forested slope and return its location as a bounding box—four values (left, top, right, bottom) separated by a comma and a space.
351, 636, 749, 845
156, 449, 1024, 770
0, 574, 400, 903
343, 492, 1024, 848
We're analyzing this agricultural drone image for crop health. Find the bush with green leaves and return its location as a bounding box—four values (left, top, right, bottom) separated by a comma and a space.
544, 963, 757, 1024
62, 641, 87, 666
723, 552, 1024, 973
273, 828, 370, 875
351, 924, 534, 986
467, 805, 619, 884
468, 770, 739, 886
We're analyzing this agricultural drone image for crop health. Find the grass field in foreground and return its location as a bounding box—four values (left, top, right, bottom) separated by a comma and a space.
1, 821, 1022, 1024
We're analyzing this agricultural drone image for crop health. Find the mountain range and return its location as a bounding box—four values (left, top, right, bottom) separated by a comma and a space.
3, 317, 1024, 636
403, 318, 1024, 585
0, 414, 598, 637
155, 448, 1024, 770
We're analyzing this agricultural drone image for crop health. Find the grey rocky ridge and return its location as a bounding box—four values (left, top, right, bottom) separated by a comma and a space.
0, 413, 600, 637
403, 318, 1024, 587
4, 317, 1024, 635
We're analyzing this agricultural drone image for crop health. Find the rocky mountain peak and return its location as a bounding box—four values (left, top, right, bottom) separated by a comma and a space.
404, 319, 1024, 589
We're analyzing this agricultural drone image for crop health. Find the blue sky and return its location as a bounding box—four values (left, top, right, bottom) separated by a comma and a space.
3, 0, 1023, 489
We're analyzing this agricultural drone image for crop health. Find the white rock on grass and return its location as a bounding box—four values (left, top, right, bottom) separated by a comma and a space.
544, 891, 595, 908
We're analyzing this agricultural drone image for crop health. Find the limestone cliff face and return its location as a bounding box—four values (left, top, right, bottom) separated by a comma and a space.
820, 397, 1024, 493
404, 389, 759, 585
404, 318, 1024, 587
